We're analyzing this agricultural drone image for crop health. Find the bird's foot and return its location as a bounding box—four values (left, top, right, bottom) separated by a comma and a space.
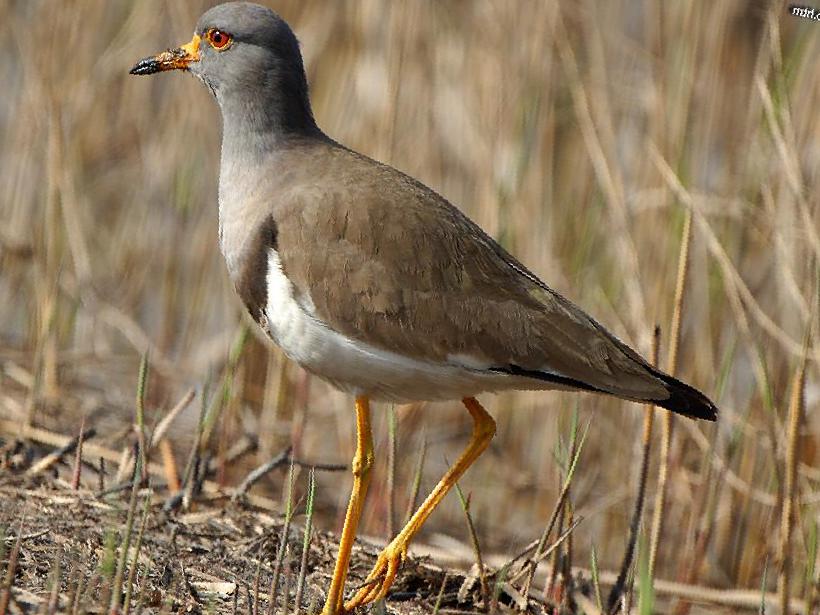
342, 540, 407, 612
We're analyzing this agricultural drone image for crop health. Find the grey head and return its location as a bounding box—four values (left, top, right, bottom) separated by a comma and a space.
130, 2, 320, 138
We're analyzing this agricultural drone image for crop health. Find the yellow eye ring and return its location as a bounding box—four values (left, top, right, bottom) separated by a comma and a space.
206, 28, 233, 50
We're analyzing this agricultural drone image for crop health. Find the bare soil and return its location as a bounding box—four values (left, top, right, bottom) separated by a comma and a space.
0, 464, 527, 614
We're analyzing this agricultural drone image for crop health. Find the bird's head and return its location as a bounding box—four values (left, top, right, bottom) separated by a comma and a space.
130, 1, 313, 132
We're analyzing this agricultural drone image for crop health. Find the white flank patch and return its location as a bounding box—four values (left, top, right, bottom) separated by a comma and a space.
261, 249, 551, 402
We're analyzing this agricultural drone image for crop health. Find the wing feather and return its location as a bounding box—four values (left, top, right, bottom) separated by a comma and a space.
272, 143, 667, 401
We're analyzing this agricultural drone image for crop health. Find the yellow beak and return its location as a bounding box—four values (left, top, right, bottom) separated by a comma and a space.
129, 34, 201, 75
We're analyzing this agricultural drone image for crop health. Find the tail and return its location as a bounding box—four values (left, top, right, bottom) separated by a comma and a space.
650, 369, 718, 421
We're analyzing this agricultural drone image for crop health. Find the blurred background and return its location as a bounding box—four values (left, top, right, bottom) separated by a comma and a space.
1, 0, 818, 605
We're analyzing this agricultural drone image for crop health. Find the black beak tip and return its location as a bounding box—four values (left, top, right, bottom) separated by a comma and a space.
129, 57, 160, 76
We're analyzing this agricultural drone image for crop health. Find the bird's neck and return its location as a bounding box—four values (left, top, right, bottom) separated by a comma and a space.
215, 71, 328, 277
218, 70, 321, 157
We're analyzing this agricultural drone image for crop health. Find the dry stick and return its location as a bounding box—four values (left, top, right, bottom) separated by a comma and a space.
551, 411, 581, 607
233, 447, 345, 501
109, 461, 143, 615
386, 406, 397, 539
206, 435, 258, 476
269, 461, 296, 615
293, 468, 316, 615
516, 417, 590, 596
607, 327, 661, 612
26, 426, 97, 477
531, 518, 584, 574
505, 427, 585, 588
135, 352, 149, 485
99, 457, 106, 492
46, 553, 61, 615
454, 481, 489, 612
122, 495, 151, 615
779, 343, 810, 615
561, 500, 575, 610
71, 415, 87, 489
545, 493, 566, 601
149, 388, 196, 449
177, 388, 209, 511
590, 546, 604, 612
159, 439, 181, 492
649, 206, 692, 580
233, 447, 292, 501
403, 434, 428, 528
253, 556, 263, 615
279, 547, 292, 615
0, 521, 23, 615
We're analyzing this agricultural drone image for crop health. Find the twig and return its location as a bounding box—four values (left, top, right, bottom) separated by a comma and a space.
122, 495, 151, 615
135, 352, 149, 485
26, 427, 97, 476
278, 547, 292, 615
403, 435, 428, 528
179, 388, 209, 511
607, 326, 661, 612
149, 388, 196, 449
0, 520, 24, 615
46, 552, 61, 615
591, 546, 604, 612
71, 416, 87, 489
649, 205, 693, 579
454, 481, 489, 612
159, 439, 180, 493
1, 529, 50, 544
207, 435, 258, 475
293, 468, 315, 615
269, 461, 296, 615
109, 464, 143, 615
253, 556, 262, 615
233, 446, 346, 502
779, 343, 809, 615
387, 406, 397, 538
233, 448, 292, 501
515, 416, 590, 594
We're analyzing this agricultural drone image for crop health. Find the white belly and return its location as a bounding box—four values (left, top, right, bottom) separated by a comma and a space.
260, 250, 521, 402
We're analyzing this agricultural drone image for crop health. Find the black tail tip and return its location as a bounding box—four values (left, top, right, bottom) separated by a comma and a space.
653, 372, 718, 421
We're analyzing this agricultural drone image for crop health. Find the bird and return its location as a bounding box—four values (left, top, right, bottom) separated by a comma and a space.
130, 3, 717, 613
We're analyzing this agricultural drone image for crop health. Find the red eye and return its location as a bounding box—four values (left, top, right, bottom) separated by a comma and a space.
207, 28, 232, 50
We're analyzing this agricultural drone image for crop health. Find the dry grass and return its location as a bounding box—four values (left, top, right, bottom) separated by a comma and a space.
1, 0, 819, 612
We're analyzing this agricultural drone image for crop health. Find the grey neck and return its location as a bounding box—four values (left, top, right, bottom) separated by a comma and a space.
218, 71, 321, 158
216, 78, 322, 279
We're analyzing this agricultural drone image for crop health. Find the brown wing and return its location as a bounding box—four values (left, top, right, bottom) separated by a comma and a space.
272, 142, 667, 401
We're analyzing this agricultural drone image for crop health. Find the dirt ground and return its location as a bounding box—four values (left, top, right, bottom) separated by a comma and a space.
0, 440, 569, 615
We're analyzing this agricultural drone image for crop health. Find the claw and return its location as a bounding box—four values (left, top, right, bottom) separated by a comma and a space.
343, 542, 406, 612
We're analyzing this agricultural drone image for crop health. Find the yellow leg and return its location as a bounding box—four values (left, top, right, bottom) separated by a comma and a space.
322, 396, 374, 615
343, 397, 495, 612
